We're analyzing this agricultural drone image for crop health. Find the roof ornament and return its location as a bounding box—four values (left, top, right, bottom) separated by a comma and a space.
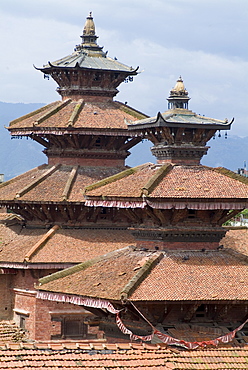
83, 11, 96, 36
167, 76, 190, 110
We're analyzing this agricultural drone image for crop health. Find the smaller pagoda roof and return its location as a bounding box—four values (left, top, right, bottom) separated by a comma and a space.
37, 12, 138, 75
128, 110, 232, 131
7, 100, 147, 134
37, 245, 248, 302
40, 53, 138, 74
84, 163, 248, 209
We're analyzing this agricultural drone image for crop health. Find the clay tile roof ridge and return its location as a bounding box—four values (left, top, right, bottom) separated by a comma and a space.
211, 166, 248, 185
24, 225, 60, 263
84, 163, 148, 195
115, 101, 149, 120
67, 99, 85, 127
0, 163, 48, 190
37, 246, 132, 288
142, 163, 173, 196
15, 164, 61, 199
34, 98, 71, 126
121, 252, 164, 300
7, 101, 60, 128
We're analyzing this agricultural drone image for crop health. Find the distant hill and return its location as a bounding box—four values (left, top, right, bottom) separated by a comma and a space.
0, 102, 46, 180
0, 102, 247, 180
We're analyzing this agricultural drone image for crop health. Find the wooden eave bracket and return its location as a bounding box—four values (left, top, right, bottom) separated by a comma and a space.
15, 164, 61, 199
142, 164, 173, 196
24, 225, 60, 262
120, 252, 163, 301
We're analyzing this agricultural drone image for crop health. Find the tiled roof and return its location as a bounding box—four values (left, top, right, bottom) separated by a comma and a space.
221, 228, 248, 257
43, 48, 137, 72
38, 247, 148, 300
0, 341, 247, 369
8, 100, 147, 131
38, 248, 248, 302
0, 164, 125, 202
130, 250, 248, 301
129, 108, 231, 129
0, 225, 134, 264
0, 321, 25, 342
85, 163, 248, 200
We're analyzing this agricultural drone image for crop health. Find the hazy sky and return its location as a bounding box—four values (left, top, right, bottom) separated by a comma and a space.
0, 0, 248, 136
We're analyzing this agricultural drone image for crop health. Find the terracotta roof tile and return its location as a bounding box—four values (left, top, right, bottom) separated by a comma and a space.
0, 164, 125, 203
8, 100, 147, 131
130, 250, 248, 301
0, 341, 246, 369
0, 225, 135, 264
149, 166, 248, 199
38, 248, 147, 300
38, 249, 248, 302
86, 164, 248, 200
87, 163, 157, 198
221, 229, 248, 257
31, 228, 135, 263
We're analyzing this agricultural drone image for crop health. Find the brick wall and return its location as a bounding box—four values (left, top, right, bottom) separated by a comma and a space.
0, 275, 12, 319
48, 156, 125, 167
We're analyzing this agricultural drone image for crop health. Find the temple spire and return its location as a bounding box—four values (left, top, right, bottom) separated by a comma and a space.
167, 76, 190, 110
80, 12, 100, 49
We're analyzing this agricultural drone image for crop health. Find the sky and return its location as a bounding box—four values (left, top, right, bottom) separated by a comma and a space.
0, 0, 248, 136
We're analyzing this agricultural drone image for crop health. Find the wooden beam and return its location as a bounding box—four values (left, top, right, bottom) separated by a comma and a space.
202, 129, 216, 144
175, 127, 185, 143
32, 136, 49, 148
119, 137, 141, 151
161, 127, 174, 144
58, 205, 69, 222
192, 128, 205, 144
171, 209, 187, 224
219, 209, 241, 225
145, 207, 162, 226
153, 209, 171, 225
183, 304, 200, 322
125, 209, 141, 223
25, 204, 47, 221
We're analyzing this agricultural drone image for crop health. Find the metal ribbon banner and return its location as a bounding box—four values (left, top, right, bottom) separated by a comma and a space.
36, 291, 120, 315
37, 291, 248, 349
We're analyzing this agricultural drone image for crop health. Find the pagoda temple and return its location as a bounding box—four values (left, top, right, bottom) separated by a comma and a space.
36, 78, 248, 344
0, 13, 146, 340
0, 14, 247, 348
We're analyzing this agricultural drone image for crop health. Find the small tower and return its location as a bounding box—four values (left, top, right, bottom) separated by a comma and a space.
128, 77, 232, 165
8, 13, 146, 169
167, 76, 190, 110
36, 12, 138, 101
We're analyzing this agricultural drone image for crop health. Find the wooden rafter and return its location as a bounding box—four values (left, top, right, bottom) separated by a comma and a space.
218, 209, 241, 225
145, 207, 162, 226
171, 209, 188, 224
